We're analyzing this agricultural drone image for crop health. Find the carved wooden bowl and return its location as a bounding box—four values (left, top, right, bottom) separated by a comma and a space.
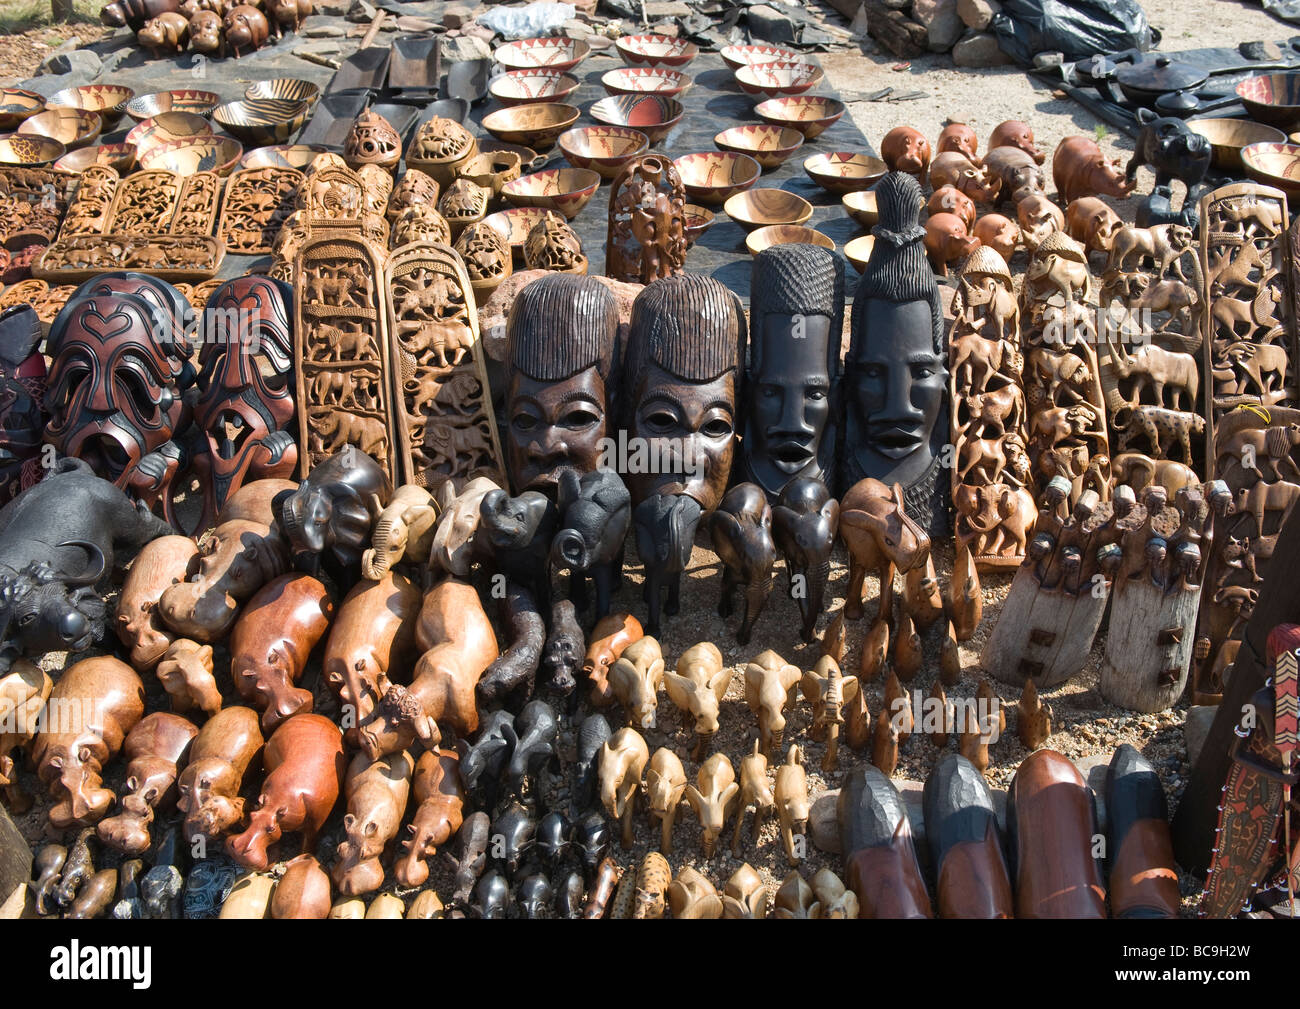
17, 108, 101, 150
126, 112, 214, 152
46, 85, 134, 129
1188, 117, 1286, 171
720, 44, 799, 70
0, 134, 64, 166
458, 150, 524, 195
244, 79, 321, 107
589, 95, 683, 144
126, 90, 220, 122
481, 139, 543, 170
489, 69, 581, 107
746, 224, 834, 255
501, 167, 601, 220
845, 234, 876, 274
559, 125, 649, 180
483, 206, 559, 262
139, 135, 243, 176
54, 142, 137, 174
1238, 73, 1300, 128
673, 151, 761, 206
753, 95, 846, 140
683, 203, 714, 248
615, 34, 699, 68
481, 102, 580, 150
714, 124, 804, 171
734, 61, 824, 98
804, 151, 887, 194
723, 188, 813, 231
213, 99, 310, 147
494, 37, 591, 74
600, 67, 692, 99
0, 89, 43, 131
239, 143, 331, 170
842, 188, 879, 228
1240, 141, 1300, 195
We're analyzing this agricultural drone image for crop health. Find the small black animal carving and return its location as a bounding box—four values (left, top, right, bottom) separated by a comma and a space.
491, 801, 537, 878
457, 708, 516, 811
516, 873, 553, 919
772, 477, 840, 644
1127, 111, 1212, 230
633, 492, 702, 637
477, 489, 557, 607
550, 469, 631, 619
573, 713, 611, 813
506, 699, 558, 800
555, 869, 585, 918
452, 810, 490, 905
537, 811, 571, 866
541, 599, 583, 698
474, 869, 509, 919
477, 584, 545, 707
706, 482, 775, 646
276, 449, 393, 573
573, 809, 610, 875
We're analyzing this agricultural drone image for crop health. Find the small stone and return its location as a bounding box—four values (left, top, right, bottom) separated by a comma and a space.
561, 18, 595, 39
312, 0, 348, 13
394, 16, 437, 31
37, 49, 101, 77
747, 3, 796, 44
1240, 40, 1282, 61
442, 4, 472, 29
644, 1, 691, 16
1184, 704, 1217, 768
1032, 50, 1064, 70
957, 0, 999, 30
913, 0, 963, 51
440, 34, 492, 65
810, 789, 841, 853
345, 0, 376, 23
304, 23, 345, 37
952, 31, 1013, 67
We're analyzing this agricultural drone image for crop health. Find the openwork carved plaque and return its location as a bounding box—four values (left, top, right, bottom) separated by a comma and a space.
106, 169, 183, 234
293, 233, 398, 479
59, 165, 118, 237
170, 171, 223, 236
220, 166, 303, 254
385, 241, 505, 491
34, 234, 224, 282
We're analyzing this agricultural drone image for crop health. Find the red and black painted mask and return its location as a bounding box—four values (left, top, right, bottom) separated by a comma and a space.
191, 275, 297, 532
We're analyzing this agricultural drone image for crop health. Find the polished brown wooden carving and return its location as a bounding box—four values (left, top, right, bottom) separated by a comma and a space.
60, 166, 118, 236
605, 154, 686, 284
220, 166, 302, 255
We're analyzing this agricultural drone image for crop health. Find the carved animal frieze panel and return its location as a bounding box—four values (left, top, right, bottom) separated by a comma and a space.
105, 170, 183, 235
220, 166, 303, 255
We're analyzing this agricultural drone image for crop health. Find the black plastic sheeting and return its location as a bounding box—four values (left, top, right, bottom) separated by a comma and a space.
992, 0, 1158, 66
1263, 0, 1300, 25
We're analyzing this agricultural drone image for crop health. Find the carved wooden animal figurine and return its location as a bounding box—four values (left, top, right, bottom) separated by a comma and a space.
177, 706, 263, 843
810, 867, 858, 919
1065, 196, 1123, 256
721, 862, 768, 918
732, 738, 775, 855
743, 649, 802, 755
880, 126, 931, 182
360, 577, 498, 758
925, 681, 953, 748
542, 599, 584, 696
929, 185, 977, 230
230, 573, 335, 733
958, 706, 990, 774
428, 477, 497, 577
707, 482, 776, 645
773, 870, 816, 918
584, 611, 643, 708
333, 749, 415, 895
883, 668, 913, 745
266, 0, 310, 32
668, 866, 724, 919
923, 752, 1013, 918
452, 811, 490, 904
32, 844, 66, 915
537, 811, 571, 867
599, 726, 649, 849
663, 641, 733, 759
101, 0, 182, 29
930, 152, 999, 202
774, 745, 809, 865
1053, 136, 1136, 204
926, 212, 981, 277
894, 612, 923, 681
116, 535, 199, 673
137, 10, 188, 52
1018, 193, 1065, 252
220, 872, 276, 919
33, 656, 144, 830
772, 477, 840, 644
632, 851, 671, 919
188, 8, 223, 53
608, 636, 665, 731
573, 713, 610, 812
902, 554, 945, 629
223, 3, 270, 55
974, 214, 1020, 262
362, 484, 439, 580
839, 766, 933, 918
96, 713, 197, 856
517, 873, 553, 919
801, 655, 860, 771
645, 746, 687, 854
322, 572, 421, 743
506, 699, 557, 800
583, 857, 620, 918
938, 122, 979, 163
270, 854, 331, 919
551, 468, 632, 620
0, 659, 50, 811
67, 869, 117, 919
1106, 744, 1179, 918
839, 479, 931, 621
227, 714, 346, 870
1017, 677, 1052, 749
686, 752, 739, 858
871, 706, 899, 777
859, 618, 889, 683
982, 145, 1047, 205
845, 684, 871, 752
947, 543, 982, 640
990, 120, 1045, 164
940, 621, 962, 685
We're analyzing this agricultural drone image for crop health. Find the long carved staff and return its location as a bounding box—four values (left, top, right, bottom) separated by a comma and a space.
1275, 639, 1298, 915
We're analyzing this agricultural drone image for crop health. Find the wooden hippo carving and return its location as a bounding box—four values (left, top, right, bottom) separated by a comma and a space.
0, 659, 51, 811
33, 656, 144, 830
177, 706, 264, 843
154, 638, 221, 719
229, 572, 335, 733
332, 749, 415, 896
116, 535, 199, 672
396, 748, 464, 888
228, 714, 346, 870
96, 712, 198, 856
360, 578, 498, 758
584, 611, 643, 707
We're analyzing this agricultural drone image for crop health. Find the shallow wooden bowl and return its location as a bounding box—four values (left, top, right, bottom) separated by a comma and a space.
753, 95, 846, 140
244, 79, 320, 107
842, 189, 878, 228
845, 234, 876, 274
239, 143, 331, 170
213, 98, 309, 147
615, 34, 699, 68
714, 124, 804, 171
126, 90, 220, 122
1188, 118, 1286, 171
18, 108, 100, 150
1238, 73, 1300, 129
559, 125, 649, 180
46, 84, 134, 129
600, 67, 692, 99
589, 94, 683, 145
501, 167, 601, 220
139, 135, 243, 176
673, 151, 761, 206
0, 89, 43, 131
683, 203, 714, 247
735, 60, 824, 98
746, 224, 834, 255
720, 44, 799, 70
489, 69, 581, 107
1241, 141, 1300, 195
494, 37, 590, 74
54, 142, 136, 174
724, 188, 813, 230
0, 134, 64, 166
126, 111, 214, 152
482, 102, 580, 150
804, 151, 887, 194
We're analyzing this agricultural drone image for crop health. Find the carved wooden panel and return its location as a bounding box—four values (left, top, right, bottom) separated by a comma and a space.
293, 233, 398, 480
106, 169, 182, 234
33, 234, 223, 282
58, 165, 118, 237
950, 247, 1033, 570
1199, 183, 1296, 470
220, 166, 302, 254
385, 241, 505, 492
169, 171, 222, 236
